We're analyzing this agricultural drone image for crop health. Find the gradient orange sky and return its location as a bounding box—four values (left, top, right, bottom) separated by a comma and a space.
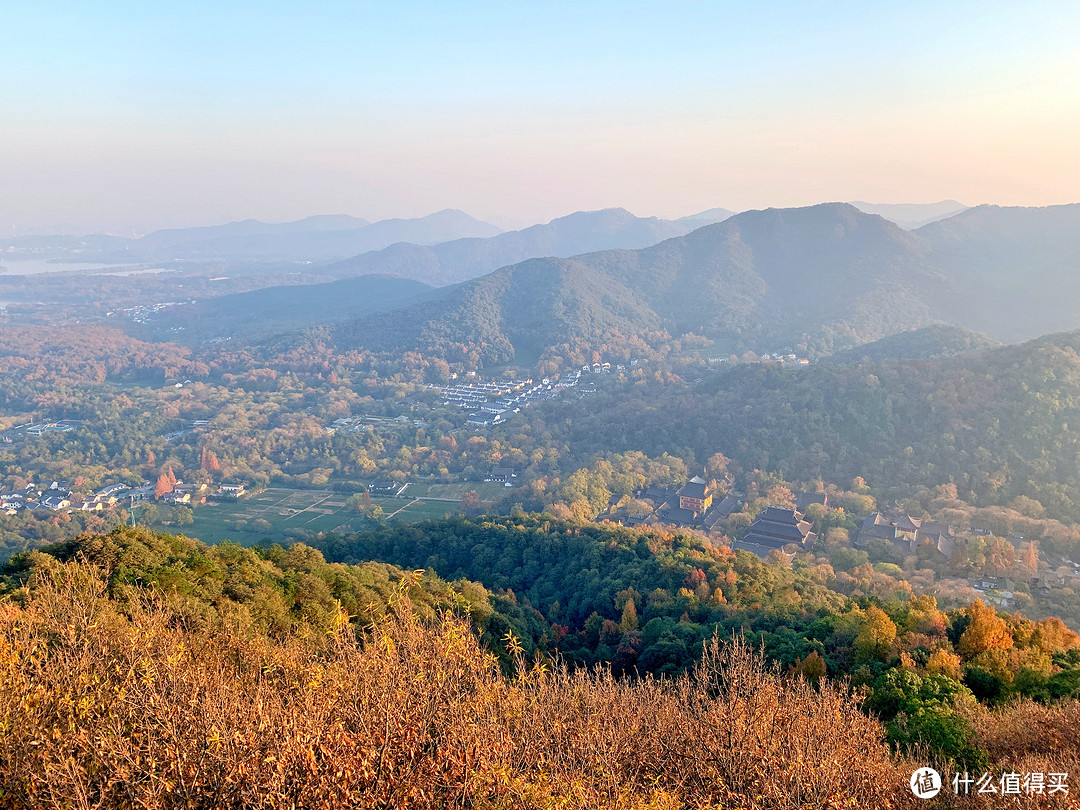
3, 1, 1078, 233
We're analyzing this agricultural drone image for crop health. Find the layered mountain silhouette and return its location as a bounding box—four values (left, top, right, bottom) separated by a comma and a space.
322, 202, 1080, 363
133, 201, 1080, 363
18, 211, 503, 264
330, 203, 952, 362
322, 207, 735, 286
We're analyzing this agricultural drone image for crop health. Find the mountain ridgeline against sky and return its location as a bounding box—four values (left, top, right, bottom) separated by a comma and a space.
9, 200, 1080, 367
0, 207, 734, 271
4, 210, 503, 264
917, 203, 1080, 342
322, 207, 735, 286
327, 203, 939, 362
321, 202, 1080, 364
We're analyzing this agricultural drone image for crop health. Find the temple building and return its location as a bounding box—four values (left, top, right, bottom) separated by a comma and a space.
678, 476, 713, 515
742, 506, 816, 551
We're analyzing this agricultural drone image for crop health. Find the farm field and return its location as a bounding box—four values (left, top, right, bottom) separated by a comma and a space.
182, 484, 511, 545
400, 481, 512, 500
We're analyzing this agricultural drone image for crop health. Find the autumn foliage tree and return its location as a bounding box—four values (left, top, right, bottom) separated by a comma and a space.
855, 606, 898, 663
154, 474, 173, 500
958, 600, 1014, 659
200, 446, 220, 472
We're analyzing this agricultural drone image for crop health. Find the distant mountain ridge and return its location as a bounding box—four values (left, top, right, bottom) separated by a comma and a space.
107, 209, 503, 263
1, 211, 504, 265
319, 201, 1080, 366
917, 203, 1080, 342
134, 214, 373, 250
328, 203, 950, 363
323, 207, 736, 286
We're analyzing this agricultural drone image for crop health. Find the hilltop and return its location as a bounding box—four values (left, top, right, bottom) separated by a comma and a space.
323, 207, 733, 286
823, 324, 1001, 364
143, 274, 438, 342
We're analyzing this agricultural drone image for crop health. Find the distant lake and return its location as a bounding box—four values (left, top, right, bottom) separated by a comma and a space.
0, 259, 174, 276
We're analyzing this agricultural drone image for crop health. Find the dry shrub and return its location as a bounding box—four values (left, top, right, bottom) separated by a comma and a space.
941, 699, 1080, 810
0, 560, 924, 809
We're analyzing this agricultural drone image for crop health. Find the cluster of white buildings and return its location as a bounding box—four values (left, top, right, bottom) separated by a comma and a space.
0, 481, 132, 515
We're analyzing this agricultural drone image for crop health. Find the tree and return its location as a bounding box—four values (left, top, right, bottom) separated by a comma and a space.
957, 600, 1013, 660
855, 606, 897, 662
926, 649, 962, 680
460, 490, 482, 514
201, 447, 220, 472
1020, 541, 1039, 575
173, 506, 194, 527
620, 599, 639, 633
705, 452, 731, 481
765, 486, 796, 508
796, 650, 827, 682
154, 474, 173, 499
139, 503, 159, 526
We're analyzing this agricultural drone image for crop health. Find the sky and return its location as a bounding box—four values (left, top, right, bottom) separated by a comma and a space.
3, 1, 1079, 234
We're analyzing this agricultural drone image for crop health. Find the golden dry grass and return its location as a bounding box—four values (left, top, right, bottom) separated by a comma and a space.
0, 561, 1073, 809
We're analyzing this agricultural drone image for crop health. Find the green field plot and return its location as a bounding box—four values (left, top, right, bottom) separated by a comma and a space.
401, 481, 512, 501
185, 488, 461, 545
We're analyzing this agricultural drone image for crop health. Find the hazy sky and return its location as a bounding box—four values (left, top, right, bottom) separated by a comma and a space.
4, 1, 1079, 234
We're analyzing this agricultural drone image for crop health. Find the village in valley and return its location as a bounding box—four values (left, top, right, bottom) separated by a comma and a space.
2, 357, 1079, 624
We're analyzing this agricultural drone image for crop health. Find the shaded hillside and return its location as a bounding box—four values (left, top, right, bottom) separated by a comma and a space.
324, 207, 722, 286
145, 275, 437, 343
333, 256, 663, 364
917, 203, 1080, 342
824, 324, 1001, 364
319, 202, 1080, 366
331, 203, 953, 363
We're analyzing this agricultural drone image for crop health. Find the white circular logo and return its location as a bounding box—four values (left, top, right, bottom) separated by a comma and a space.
910, 768, 942, 799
